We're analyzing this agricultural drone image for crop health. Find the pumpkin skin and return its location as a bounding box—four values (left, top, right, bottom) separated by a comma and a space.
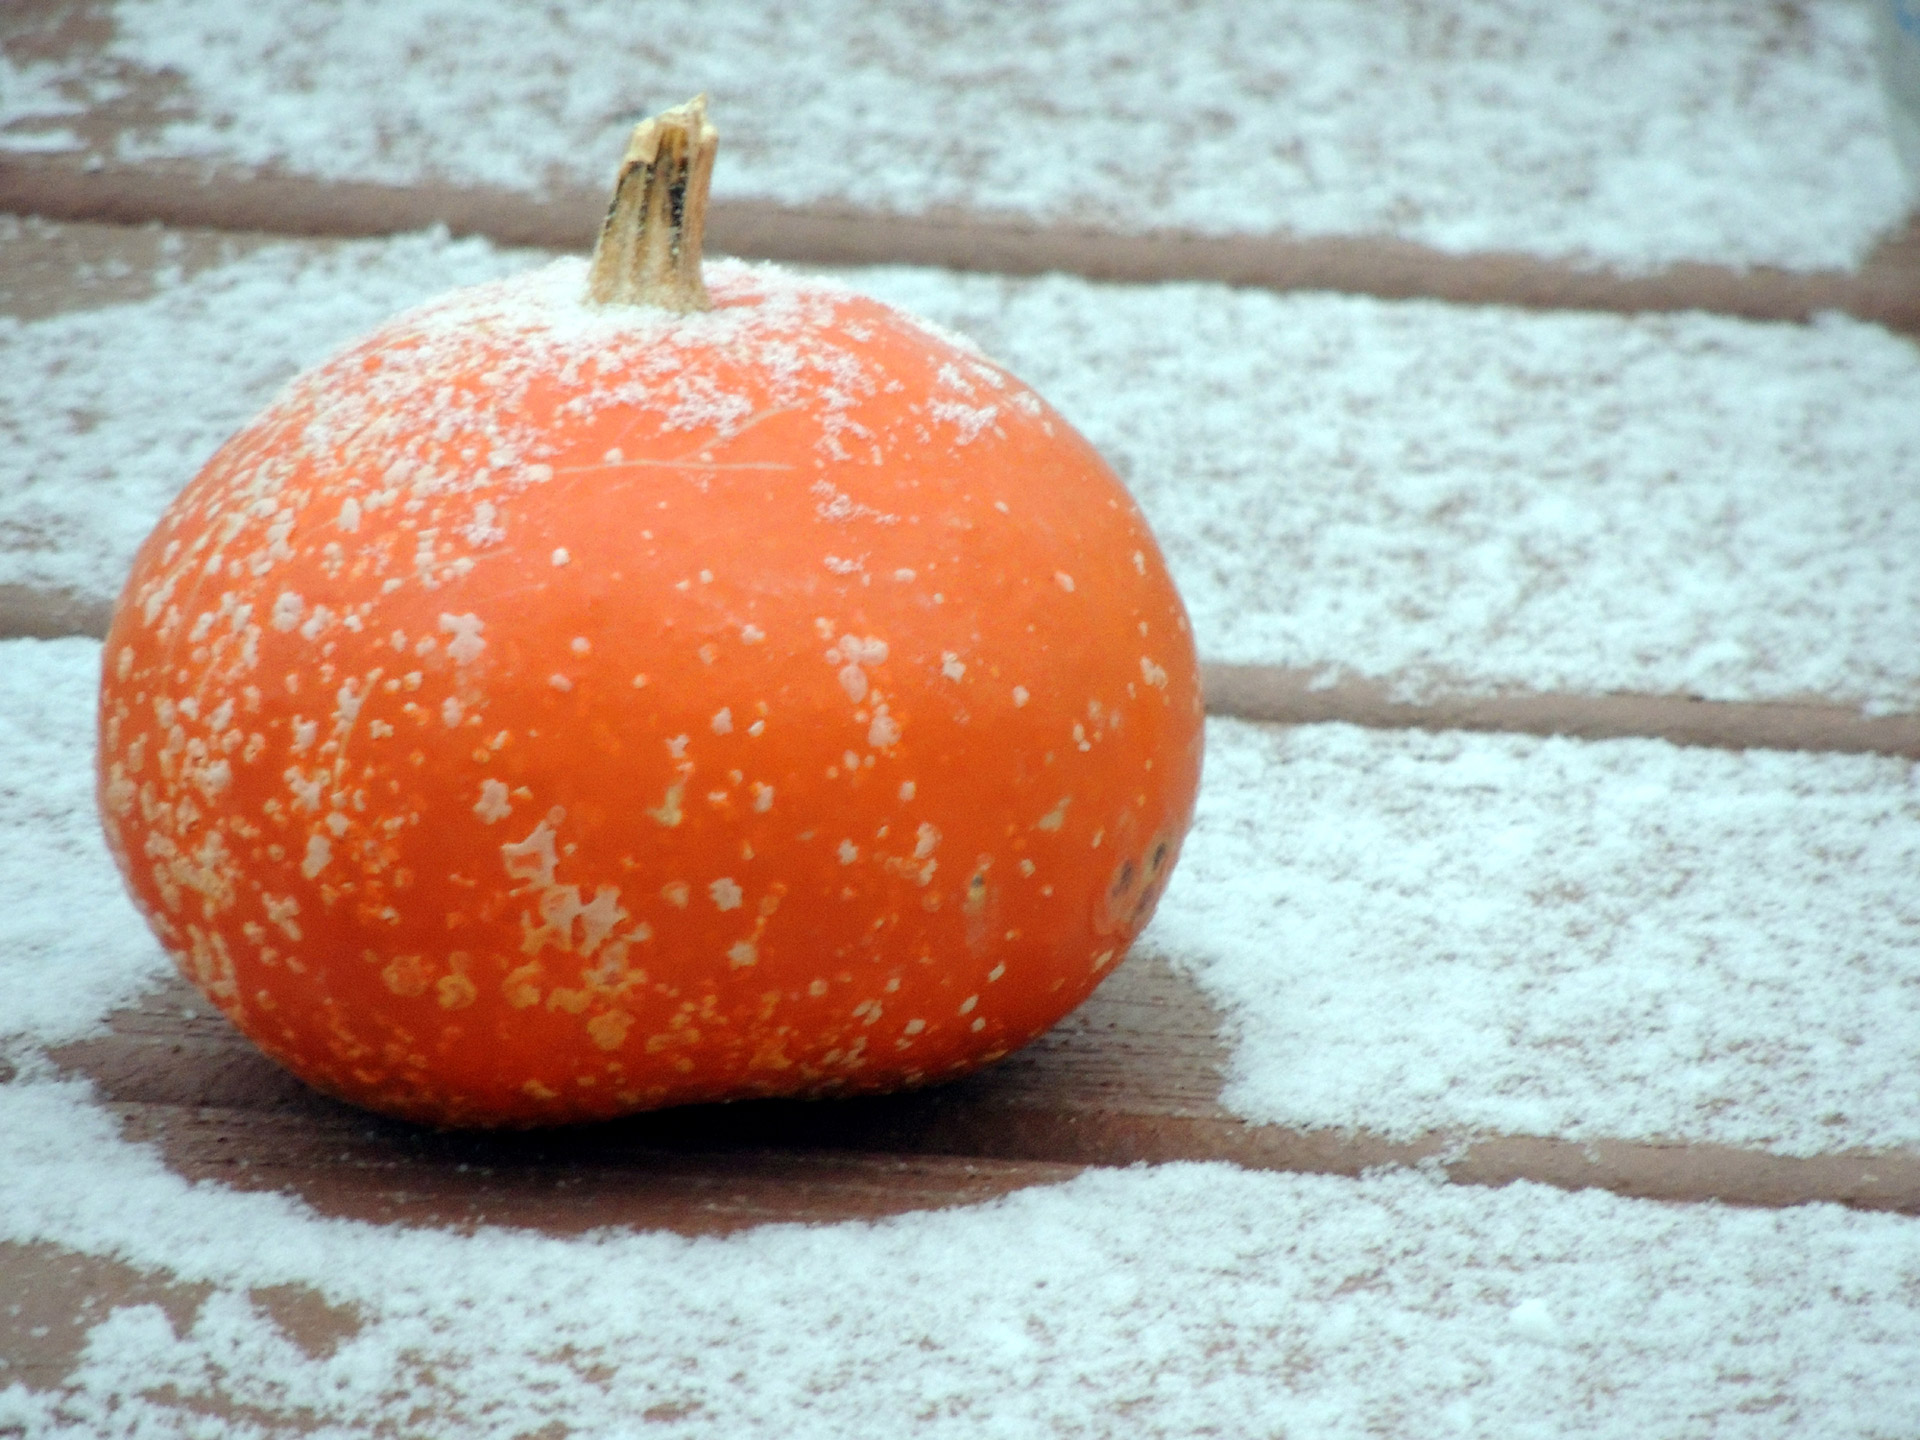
96, 258, 1204, 1127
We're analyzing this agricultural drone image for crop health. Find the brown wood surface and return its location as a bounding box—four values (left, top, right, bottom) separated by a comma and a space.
1204, 665, 1920, 760
1, 1237, 364, 1402
0, 212, 272, 319
45, 953, 1218, 1237
42, 955, 1920, 1229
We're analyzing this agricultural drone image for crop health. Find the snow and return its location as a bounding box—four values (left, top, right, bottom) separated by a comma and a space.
7, 228, 1920, 709
1151, 720, 1920, 1154
4, 4, 1917, 1423
0, 0, 1910, 272
0, 638, 168, 1064
0, 225, 535, 607
5, 1078, 1920, 1437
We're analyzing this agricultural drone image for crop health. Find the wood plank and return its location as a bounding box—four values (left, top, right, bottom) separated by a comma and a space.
6, 155, 1917, 334
0, 582, 109, 639
0, 1241, 359, 1400
5, 0, 1912, 295
48, 958, 1920, 1224
0, 210, 271, 319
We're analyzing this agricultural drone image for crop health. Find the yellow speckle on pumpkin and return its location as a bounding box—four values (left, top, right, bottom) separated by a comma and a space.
381, 955, 428, 997
588, 1010, 633, 1051
503, 962, 542, 1008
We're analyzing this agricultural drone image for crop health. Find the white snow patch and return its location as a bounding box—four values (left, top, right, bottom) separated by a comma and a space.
1143, 719, 1920, 1154
1, 0, 1906, 269
2, 1078, 1920, 1435
439, 613, 486, 665
472, 778, 512, 824
0, 640, 173, 1055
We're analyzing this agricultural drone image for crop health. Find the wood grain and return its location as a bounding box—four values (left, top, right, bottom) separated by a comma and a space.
0, 1240, 220, 1394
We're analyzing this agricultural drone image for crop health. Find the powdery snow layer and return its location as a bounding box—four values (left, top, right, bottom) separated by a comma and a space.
0, 0, 1910, 271
11, 637, 1920, 1157
4, 1079, 1920, 1439
0, 638, 169, 1059
0, 224, 536, 607
1151, 720, 1920, 1154
8, 228, 1920, 709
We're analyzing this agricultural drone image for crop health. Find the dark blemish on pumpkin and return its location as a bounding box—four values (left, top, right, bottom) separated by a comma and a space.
1126, 834, 1178, 929
964, 869, 990, 913
1096, 831, 1180, 938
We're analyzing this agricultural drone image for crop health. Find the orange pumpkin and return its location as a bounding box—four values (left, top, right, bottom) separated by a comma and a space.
96, 99, 1203, 1126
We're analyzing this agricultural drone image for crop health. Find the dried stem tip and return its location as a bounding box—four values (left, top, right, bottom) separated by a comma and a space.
587, 95, 718, 312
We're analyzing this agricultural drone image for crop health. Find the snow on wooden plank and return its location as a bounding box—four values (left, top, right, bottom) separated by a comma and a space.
1156, 719, 1920, 1157
5, 222, 1918, 717
6, 1104, 1920, 1438
1, 0, 1910, 275
52, 962, 1920, 1222
866, 266, 1920, 715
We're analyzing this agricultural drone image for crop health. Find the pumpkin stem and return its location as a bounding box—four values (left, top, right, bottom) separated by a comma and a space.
586, 95, 717, 312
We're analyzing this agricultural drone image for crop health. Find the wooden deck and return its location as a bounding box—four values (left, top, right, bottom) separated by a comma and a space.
4, 1, 1919, 1430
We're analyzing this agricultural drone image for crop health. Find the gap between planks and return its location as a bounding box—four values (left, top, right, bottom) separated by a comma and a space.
1203, 664, 1920, 760
40, 959, 1920, 1234
3, 157, 1917, 333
